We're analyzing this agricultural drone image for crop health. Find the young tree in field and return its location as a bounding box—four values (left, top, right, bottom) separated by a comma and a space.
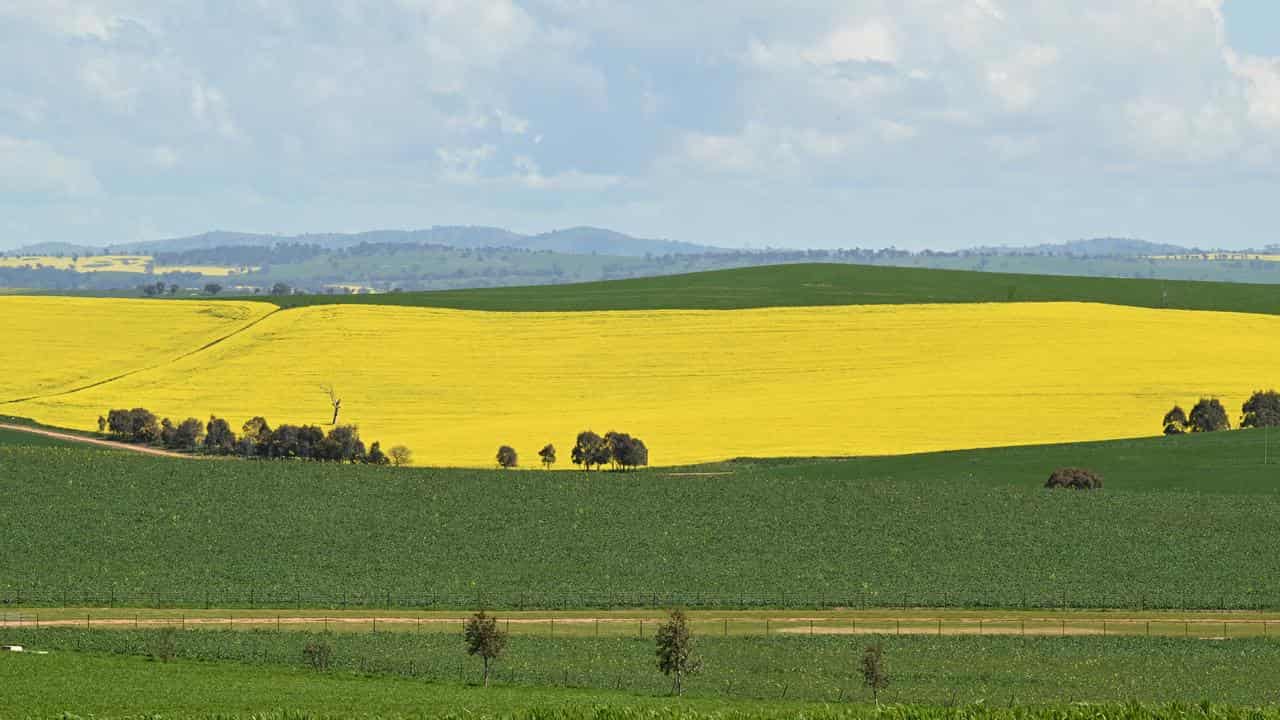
496, 445, 518, 469
1241, 390, 1280, 428
97, 415, 106, 433
1189, 398, 1230, 432
464, 610, 507, 687
861, 642, 889, 706
203, 282, 223, 295
571, 431, 610, 471
538, 443, 556, 469
655, 608, 701, 696
388, 445, 413, 467
1162, 405, 1188, 435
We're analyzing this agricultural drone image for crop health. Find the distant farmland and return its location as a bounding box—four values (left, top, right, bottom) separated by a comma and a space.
3, 264, 1280, 466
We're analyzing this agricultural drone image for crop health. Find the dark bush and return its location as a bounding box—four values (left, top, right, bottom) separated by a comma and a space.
1189, 398, 1230, 432
1162, 405, 1188, 435
1045, 467, 1103, 490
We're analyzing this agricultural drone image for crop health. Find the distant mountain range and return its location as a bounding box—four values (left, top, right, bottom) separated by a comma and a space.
22, 226, 725, 258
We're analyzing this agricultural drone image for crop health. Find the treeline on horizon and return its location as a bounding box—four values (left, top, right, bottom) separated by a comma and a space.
99, 408, 405, 466
1161, 390, 1280, 435
11, 240, 1280, 294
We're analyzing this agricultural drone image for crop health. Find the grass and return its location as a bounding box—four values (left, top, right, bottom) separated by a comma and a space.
248, 263, 1280, 314
10, 627, 1280, 706
0, 648, 820, 718
2, 429, 1279, 610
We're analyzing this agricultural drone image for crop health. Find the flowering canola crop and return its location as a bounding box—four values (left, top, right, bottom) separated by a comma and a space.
0, 297, 275, 402
5, 300, 1279, 466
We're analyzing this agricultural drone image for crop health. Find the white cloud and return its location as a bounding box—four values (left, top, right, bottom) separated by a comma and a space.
190, 81, 239, 139
0, 136, 101, 196
1227, 50, 1280, 130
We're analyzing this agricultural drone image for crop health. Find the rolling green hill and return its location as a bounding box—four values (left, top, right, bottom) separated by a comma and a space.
253, 263, 1280, 315
3, 428, 1277, 610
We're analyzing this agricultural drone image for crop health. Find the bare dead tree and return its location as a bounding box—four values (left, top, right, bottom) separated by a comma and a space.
321, 384, 341, 425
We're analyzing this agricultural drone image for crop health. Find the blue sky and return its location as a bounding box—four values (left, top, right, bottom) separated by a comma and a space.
1, 1, 1278, 251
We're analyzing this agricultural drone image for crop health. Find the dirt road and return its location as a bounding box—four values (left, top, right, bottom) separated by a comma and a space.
0, 422, 197, 459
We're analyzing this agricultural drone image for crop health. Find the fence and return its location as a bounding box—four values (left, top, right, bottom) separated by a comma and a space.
2, 586, 1279, 611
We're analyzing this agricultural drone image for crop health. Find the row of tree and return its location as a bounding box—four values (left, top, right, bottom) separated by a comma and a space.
99, 408, 411, 466
454, 608, 889, 701
494, 430, 650, 470
1162, 390, 1280, 435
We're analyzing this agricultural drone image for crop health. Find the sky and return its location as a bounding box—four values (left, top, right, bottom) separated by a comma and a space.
1, 0, 1278, 251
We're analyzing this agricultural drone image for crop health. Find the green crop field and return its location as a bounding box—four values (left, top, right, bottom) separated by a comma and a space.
9, 627, 1280, 707
246, 263, 1280, 315
3, 428, 1278, 609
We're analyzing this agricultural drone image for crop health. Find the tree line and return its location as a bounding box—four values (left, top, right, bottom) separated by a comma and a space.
495, 430, 649, 470
1162, 390, 1280, 435
99, 408, 411, 466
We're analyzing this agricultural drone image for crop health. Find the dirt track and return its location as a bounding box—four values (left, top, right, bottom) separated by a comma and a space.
2, 613, 1268, 640
0, 422, 197, 459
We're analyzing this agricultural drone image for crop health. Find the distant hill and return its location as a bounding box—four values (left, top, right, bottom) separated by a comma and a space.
96, 225, 723, 257
974, 237, 1196, 257
4, 242, 103, 256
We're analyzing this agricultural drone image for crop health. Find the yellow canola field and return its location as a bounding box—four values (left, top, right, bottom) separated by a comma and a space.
0, 255, 151, 273
6, 300, 1280, 466
0, 255, 253, 276
0, 297, 276, 402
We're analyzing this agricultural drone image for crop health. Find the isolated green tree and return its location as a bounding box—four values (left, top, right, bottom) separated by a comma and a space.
1189, 398, 1230, 433
1241, 390, 1280, 429
96, 415, 106, 433
1162, 405, 1188, 435
537, 443, 556, 469
388, 444, 413, 467
496, 445, 518, 469
655, 609, 701, 696
203, 282, 223, 295
464, 610, 507, 687
861, 642, 889, 706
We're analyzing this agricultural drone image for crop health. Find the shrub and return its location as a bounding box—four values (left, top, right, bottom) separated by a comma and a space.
148, 627, 177, 663
302, 640, 332, 671
1045, 467, 1103, 490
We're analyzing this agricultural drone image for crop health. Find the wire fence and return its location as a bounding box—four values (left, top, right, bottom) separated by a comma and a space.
3, 586, 1280, 611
